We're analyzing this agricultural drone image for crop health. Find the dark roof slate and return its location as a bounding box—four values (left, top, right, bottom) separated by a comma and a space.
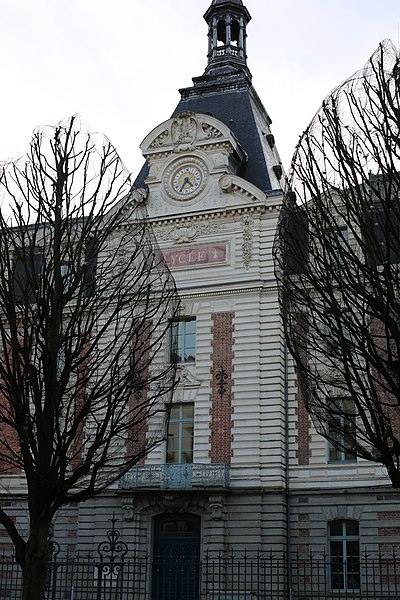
212, 0, 243, 4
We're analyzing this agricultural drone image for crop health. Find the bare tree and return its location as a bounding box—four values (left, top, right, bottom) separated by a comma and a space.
275, 41, 400, 487
0, 116, 179, 599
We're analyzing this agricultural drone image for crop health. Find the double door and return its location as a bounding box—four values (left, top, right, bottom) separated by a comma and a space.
152, 513, 200, 600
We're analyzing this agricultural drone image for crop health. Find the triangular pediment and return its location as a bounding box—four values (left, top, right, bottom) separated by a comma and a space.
141, 111, 243, 160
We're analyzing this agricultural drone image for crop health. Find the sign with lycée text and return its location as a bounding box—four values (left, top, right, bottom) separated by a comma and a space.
163, 245, 227, 269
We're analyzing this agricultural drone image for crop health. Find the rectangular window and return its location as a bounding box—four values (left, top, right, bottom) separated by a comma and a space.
166, 403, 194, 464
325, 227, 348, 269
60, 263, 73, 293
328, 398, 356, 463
323, 311, 351, 356
171, 318, 196, 363
12, 247, 42, 303
329, 520, 360, 591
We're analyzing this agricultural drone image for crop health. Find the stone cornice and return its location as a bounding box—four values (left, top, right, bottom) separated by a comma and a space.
174, 282, 279, 300
145, 201, 280, 228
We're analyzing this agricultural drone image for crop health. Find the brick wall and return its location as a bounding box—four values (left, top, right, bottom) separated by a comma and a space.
297, 384, 310, 466
210, 312, 234, 464
0, 392, 21, 474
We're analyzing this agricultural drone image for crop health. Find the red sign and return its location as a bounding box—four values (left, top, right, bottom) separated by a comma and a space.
163, 245, 227, 269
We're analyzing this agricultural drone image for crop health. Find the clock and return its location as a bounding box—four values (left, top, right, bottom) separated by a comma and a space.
173, 165, 203, 196
163, 157, 208, 201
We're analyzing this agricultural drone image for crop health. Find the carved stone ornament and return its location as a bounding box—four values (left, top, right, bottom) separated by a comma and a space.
141, 112, 229, 157
208, 496, 226, 521
201, 122, 223, 139
156, 494, 192, 514
154, 219, 223, 244
242, 214, 253, 270
176, 365, 201, 387
150, 129, 170, 149
172, 112, 198, 151
219, 175, 234, 193
122, 498, 136, 522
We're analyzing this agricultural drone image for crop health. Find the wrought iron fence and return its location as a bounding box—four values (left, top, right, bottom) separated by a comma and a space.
1, 550, 399, 600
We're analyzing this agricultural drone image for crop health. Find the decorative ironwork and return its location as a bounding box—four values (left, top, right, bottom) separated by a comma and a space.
120, 463, 230, 490
97, 514, 128, 564
216, 363, 228, 398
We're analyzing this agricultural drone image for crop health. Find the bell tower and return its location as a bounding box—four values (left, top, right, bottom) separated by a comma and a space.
134, 0, 284, 195
203, 0, 252, 76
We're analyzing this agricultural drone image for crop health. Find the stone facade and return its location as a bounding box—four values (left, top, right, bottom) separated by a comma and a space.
0, 3, 399, 597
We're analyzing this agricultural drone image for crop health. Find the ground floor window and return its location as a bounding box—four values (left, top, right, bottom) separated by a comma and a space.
329, 519, 360, 591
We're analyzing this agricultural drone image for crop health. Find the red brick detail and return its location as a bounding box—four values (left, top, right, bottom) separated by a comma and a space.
378, 512, 400, 520
0, 391, 21, 473
297, 544, 310, 554
127, 322, 151, 466
71, 341, 90, 470
298, 528, 310, 538
68, 515, 78, 524
209, 312, 234, 465
294, 312, 311, 465
67, 530, 77, 538
370, 319, 400, 441
299, 513, 310, 522
379, 544, 400, 553
378, 527, 400, 536
0, 345, 22, 474
297, 384, 310, 465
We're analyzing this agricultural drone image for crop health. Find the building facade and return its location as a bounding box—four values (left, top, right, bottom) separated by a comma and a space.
1, 1, 399, 598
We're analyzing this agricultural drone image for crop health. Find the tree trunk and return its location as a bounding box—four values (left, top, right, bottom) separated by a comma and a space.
386, 463, 400, 488
20, 520, 51, 600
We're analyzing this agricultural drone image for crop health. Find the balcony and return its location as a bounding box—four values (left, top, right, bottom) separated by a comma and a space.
119, 463, 230, 490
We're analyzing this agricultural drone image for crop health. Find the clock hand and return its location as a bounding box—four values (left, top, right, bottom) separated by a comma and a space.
180, 177, 191, 192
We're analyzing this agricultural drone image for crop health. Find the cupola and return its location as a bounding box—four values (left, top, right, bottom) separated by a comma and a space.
203, 0, 251, 76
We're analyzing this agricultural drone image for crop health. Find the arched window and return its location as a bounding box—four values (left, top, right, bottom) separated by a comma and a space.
217, 20, 226, 46
231, 19, 239, 46
328, 519, 360, 591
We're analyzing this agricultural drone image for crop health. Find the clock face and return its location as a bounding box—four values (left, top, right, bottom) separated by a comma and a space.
172, 165, 203, 197
163, 157, 208, 202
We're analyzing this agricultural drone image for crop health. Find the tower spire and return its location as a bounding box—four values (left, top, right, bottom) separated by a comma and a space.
203, 0, 251, 76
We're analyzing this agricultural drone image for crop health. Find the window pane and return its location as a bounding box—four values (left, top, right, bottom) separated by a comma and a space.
181, 450, 193, 463
182, 404, 194, 419
346, 520, 359, 537
173, 319, 196, 363
329, 445, 341, 462
163, 520, 195, 533
169, 405, 181, 420
166, 450, 178, 464
329, 520, 360, 592
166, 403, 194, 465
328, 399, 356, 463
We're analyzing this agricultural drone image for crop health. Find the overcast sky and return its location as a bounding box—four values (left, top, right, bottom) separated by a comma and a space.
1, 0, 399, 176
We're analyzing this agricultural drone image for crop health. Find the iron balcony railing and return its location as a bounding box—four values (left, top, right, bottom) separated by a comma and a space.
119, 463, 230, 490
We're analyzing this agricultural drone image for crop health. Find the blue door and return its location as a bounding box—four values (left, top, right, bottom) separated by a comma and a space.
152, 514, 200, 600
